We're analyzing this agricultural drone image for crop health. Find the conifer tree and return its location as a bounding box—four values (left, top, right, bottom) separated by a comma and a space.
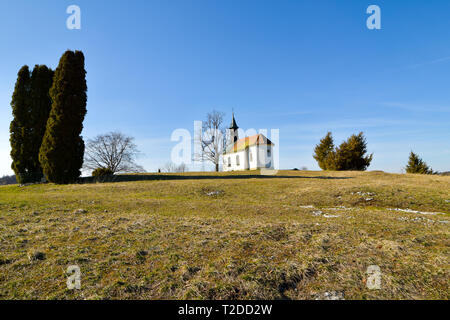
28, 65, 54, 181
10, 65, 55, 183
313, 132, 335, 170
10, 66, 32, 183
39, 50, 87, 184
313, 132, 373, 171
405, 152, 433, 174
335, 132, 373, 171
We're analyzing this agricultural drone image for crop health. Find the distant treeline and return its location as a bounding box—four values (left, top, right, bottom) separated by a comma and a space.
0, 175, 16, 185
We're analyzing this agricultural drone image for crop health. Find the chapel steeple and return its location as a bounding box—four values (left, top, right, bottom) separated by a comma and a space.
229, 112, 239, 144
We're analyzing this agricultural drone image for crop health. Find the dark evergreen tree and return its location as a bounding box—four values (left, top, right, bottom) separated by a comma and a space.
334, 132, 373, 171
28, 65, 54, 181
10, 66, 32, 184
39, 50, 87, 184
10, 65, 54, 184
405, 152, 433, 174
313, 132, 335, 170
313, 132, 373, 171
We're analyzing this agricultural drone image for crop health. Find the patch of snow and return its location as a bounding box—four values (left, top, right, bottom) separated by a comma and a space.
352, 191, 376, 197
205, 191, 223, 196
396, 216, 448, 225
314, 291, 345, 300
388, 208, 444, 216
73, 209, 87, 214
328, 206, 354, 211
300, 205, 315, 209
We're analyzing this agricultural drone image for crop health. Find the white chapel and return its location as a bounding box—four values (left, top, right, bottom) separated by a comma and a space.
223, 114, 275, 171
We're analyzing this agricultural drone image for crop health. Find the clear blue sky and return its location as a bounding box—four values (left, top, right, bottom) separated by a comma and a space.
1, 0, 449, 174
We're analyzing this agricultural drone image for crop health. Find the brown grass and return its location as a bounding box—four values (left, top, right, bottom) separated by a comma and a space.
0, 170, 448, 300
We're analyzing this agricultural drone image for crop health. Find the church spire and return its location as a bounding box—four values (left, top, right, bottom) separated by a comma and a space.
228, 112, 239, 145
229, 112, 239, 130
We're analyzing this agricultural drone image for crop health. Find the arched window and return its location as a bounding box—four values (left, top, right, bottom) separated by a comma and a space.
236, 155, 240, 166
228, 157, 231, 167
267, 148, 271, 156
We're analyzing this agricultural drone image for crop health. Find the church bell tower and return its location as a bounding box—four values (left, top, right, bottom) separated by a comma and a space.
228, 113, 239, 146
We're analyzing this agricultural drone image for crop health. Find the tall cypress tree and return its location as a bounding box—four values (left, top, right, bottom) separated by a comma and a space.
39, 50, 87, 184
10, 66, 32, 184
10, 65, 54, 184
28, 65, 55, 181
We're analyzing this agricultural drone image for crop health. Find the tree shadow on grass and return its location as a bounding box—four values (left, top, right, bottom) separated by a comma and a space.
79, 174, 352, 184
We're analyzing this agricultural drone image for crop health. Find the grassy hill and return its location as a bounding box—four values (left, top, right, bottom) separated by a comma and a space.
0, 170, 448, 300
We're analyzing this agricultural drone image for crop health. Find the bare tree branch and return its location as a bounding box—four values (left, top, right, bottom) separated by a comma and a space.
194, 110, 226, 172
83, 132, 145, 174
162, 162, 188, 173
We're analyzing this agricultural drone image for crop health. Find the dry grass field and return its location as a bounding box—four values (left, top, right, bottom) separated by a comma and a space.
0, 170, 449, 300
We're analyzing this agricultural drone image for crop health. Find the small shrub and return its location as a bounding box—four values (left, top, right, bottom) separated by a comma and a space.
405, 152, 433, 174
92, 167, 114, 177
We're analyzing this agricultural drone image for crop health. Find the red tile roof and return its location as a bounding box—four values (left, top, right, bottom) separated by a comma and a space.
225, 134, 273, 154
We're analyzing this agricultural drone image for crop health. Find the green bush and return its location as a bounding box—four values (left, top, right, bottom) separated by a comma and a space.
313, 132, 373, 171
334, 133, 373, 171
92, 167, 114, 177
405, 152, 433, 174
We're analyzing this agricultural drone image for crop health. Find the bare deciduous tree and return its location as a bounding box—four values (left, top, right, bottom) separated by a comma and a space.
195, 110, 225, 172
162, 162, 188, 173
83, 132, 145, 174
